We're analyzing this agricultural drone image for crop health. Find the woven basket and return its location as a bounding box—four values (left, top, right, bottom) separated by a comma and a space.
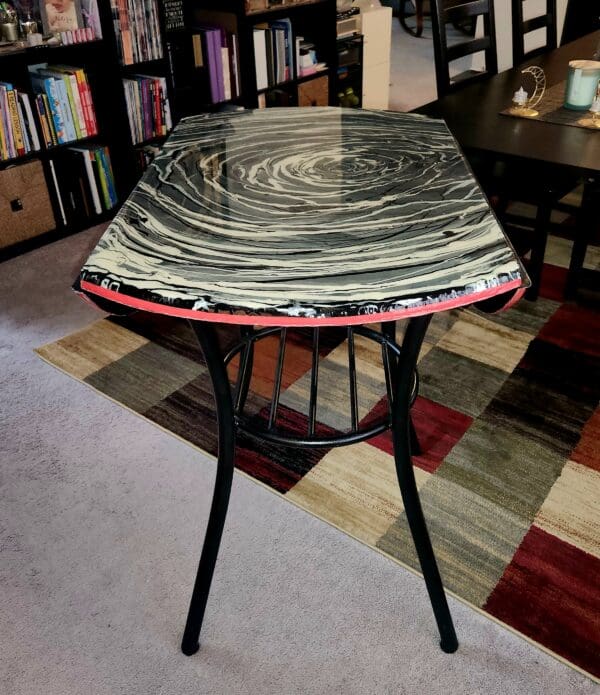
1, 159, 56, 249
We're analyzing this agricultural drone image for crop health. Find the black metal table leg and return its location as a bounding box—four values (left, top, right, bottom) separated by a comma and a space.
391, 315, 458, 654
382, 321, 422, 456
181, 321, 236, 656
180, 317, 456, 656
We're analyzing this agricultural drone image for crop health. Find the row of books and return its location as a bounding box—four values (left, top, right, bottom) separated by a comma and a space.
253, 19, 294, 91
28, 64, 98, 147
49, 145, 118, 226
123, 75, 173, 145
253, 21, 325, 91
58, 27, 98, 46
110, 0, 164, 66
191, 26, 241, 104
0, 83, 41, 161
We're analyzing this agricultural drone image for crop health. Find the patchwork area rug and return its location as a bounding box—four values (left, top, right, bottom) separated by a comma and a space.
37, 265, 600, 681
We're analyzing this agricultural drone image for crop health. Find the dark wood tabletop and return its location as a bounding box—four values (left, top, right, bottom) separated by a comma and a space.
417, 31, 600, 178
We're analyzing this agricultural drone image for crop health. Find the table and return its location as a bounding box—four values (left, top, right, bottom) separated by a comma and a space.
417, 31, 600, 297
76, 107, 527, 657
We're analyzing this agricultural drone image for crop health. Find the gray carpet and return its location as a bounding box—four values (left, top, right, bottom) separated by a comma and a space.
1, 228, 596, 694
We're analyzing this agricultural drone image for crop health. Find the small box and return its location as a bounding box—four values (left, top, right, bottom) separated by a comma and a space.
1, 159, 56, 249
298, 75, 329, 107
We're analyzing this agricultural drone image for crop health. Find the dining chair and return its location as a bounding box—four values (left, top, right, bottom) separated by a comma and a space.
429, 0, 498, 98
511, 0, 557, 66
398, 0, 426, 37
561, 0, 600, 45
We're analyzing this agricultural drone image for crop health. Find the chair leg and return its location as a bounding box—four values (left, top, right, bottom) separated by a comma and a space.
398, 0, 425, 38
566, 178, 599, 300
391, 315, 458, 653
525, 195, 552, 301
181, 321, 236, 656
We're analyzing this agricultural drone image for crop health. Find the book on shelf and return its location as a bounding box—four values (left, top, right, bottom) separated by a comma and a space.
254, 18, 298, 90
123, 74, 172, 145
48, 145, 117, 226
28, 64, 98, 147
296, 37, 327, 77
81, 0, 103, 39
0, 82, 42, 161
192, 26, 241, 104
110, 0, 164, 66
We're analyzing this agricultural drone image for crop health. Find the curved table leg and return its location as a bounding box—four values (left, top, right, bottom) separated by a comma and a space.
391, 315, 458, 653
234, 326, 255, 414
181, 321, 236, 656
382, 321, 422, 456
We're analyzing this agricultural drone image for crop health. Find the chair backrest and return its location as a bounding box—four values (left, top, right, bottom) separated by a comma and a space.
561, 0, 600, 45
511, 0, 557, 66
430, 0, 498, 98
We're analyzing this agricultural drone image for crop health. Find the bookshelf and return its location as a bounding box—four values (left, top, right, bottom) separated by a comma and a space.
0, 0, 176, 260
173, 0, 337, 112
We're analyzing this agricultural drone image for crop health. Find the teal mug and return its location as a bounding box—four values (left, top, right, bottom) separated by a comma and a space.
564, 60, 600, 110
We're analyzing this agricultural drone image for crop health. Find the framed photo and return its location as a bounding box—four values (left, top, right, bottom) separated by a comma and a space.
40, 0, 83, 35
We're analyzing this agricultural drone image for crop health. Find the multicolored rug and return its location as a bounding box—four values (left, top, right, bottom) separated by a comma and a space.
37, 263, 600, 681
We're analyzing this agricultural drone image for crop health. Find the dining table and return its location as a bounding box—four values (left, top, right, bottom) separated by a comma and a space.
416, 30, 600, 298
75, 107, 528, 657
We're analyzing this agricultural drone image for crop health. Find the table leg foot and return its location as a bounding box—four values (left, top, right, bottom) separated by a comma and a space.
181, 640, 201, 657
440, 635, 459, 654
181, 322, 236, 656
392, 316, 458, 654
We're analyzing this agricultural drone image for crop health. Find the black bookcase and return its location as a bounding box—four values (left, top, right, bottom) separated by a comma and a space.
175, 0, 337, 112
0, 0, 176, 261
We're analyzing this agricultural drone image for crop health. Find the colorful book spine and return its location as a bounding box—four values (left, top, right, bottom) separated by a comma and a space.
35, 95, 52, 148
0, 84, 15, 158
6, 89, 26, 156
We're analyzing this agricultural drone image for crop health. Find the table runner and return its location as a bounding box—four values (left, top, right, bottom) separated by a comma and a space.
501, 81, 600, 130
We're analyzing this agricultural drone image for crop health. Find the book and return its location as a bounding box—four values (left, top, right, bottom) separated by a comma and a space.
0, 83, 17, 158
34, 95, 53, 148
70, 146, 102, 214
6, 89, 25, 156
18, 92, 41, 152
253, 28, 269, 91
48, 159, 67, 225
272, 19, 293, 81
29, 67, 67, 144
110, 0, 163, 65
41, 94, 59, 146
16, 97, 30, 153
49, 67, 88, 139
81, 0, 102, 39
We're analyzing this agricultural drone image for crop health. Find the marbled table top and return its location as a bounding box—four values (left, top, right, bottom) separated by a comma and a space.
78, 108, 528, 326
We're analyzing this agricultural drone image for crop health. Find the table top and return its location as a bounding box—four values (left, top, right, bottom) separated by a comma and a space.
78, 108, 526, 327
417, 31, 600, 177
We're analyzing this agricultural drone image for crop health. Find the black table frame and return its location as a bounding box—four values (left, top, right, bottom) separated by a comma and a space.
180, 315, 459, 656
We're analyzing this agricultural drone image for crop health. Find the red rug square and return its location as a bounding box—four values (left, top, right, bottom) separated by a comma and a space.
484, 525, 600, 679
365, 395, 473, 474
538, 303, 600, 358
538, 264, 568, 302
571, 408, 600, 473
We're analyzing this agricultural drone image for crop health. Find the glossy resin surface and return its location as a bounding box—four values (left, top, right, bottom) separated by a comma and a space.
78, 108, 527, 325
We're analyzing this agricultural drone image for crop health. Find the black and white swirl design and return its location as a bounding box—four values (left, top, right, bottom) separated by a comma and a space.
80, 108, 525, 319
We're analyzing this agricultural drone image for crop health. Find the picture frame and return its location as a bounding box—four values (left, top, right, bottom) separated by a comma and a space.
39, 0, 83, 35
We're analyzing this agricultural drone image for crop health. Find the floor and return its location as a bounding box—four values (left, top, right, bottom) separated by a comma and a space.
1, 21, 598, 695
